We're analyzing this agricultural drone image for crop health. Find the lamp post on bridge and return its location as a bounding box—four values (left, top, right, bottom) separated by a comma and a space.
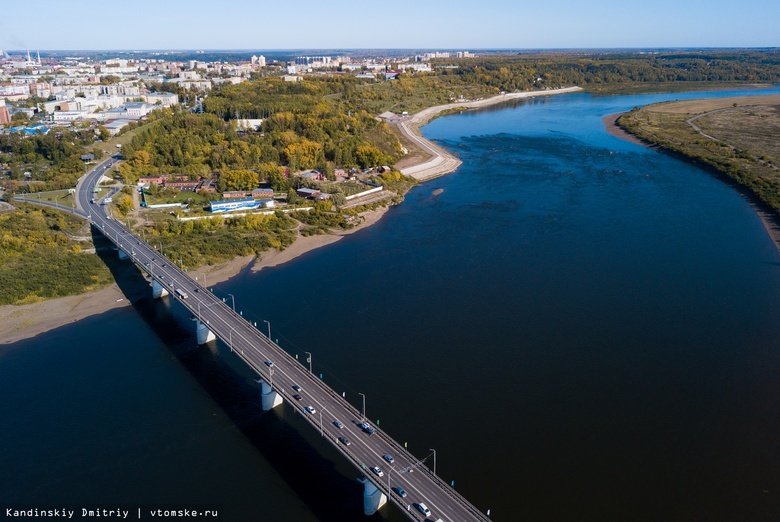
227, 293, 235, 312
429, 448, 436, 476
388, 465, 394, 494
263, 320, 271, 340
359, 392, 366, 421
319, 407, 328, 438
304, 351, 312, 374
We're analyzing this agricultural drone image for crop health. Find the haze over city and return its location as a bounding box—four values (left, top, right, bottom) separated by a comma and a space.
1, 0, 777, 50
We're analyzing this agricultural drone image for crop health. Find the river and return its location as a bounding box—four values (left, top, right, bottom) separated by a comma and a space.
3, 87, 780, 521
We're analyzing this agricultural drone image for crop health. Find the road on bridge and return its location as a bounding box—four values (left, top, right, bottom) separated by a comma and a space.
33, 156, 494, 522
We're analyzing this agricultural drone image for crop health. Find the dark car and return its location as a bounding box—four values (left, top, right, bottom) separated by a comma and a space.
383, 454, 394, 464
292, 385, 302, 392
293, 394, 302, 401
392, 487, 407, 498
338, 436, 351, 446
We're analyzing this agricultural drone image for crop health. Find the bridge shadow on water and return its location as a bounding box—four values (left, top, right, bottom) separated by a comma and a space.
93, 228, 398, 521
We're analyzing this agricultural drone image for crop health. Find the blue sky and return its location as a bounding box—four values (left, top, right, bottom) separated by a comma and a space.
0, 0, 776, 51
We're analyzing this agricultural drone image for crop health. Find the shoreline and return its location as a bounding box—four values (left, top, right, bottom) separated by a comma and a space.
604, 110, 780, 254
394, 87, 583, 181
1, 206, 391, 345
1, 88, 585, 345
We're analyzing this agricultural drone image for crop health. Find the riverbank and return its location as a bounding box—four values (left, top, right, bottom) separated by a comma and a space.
2, 87, 584, 345
605, 107, 780, 254
1, 206, 391, 345
394, 87, 583, 181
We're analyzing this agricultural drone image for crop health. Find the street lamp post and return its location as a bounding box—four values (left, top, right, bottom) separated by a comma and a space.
388, 465, 393, 493
304, 351, 312, 374
228, 293, 235, 311
430, 448, 436, 476
263, 320, 271, 340
319, 407, 328, 437
359, 392, 366, 421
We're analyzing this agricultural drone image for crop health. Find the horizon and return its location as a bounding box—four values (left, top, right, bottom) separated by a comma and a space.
1, 0, 776, 51
2, 46, 777, 57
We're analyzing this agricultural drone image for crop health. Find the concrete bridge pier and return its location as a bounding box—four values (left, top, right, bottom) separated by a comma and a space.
358, 476, 387, 516
195, 320, 216, 344
259, 379, 283, 411
151, 279, 169, 299
117, 249, 129, 260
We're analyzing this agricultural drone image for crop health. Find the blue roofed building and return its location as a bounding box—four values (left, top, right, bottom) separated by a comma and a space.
208, 197, 262, 213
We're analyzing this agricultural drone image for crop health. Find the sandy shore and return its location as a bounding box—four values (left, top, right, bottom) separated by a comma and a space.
2, 88, 586, 345
0, 207, 391, 345
602, 113, 649, 146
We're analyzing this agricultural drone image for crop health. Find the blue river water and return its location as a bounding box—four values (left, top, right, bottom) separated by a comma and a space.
3, 86, 780, 521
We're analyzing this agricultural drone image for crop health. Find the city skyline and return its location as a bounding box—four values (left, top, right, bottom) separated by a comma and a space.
0, 0, 777, 52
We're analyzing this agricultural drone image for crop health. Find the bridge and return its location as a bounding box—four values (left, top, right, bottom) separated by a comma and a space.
18, 156, 493, 522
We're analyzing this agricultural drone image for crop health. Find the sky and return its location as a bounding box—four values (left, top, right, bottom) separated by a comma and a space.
0, 0, 777, 51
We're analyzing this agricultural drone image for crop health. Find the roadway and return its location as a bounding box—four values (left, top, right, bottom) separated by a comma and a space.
33, 158, 493, 522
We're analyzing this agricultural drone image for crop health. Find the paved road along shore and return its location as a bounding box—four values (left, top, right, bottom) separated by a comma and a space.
395, 87, 583, 181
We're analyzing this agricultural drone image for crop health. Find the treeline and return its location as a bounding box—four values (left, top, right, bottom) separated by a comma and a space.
0, 205, 113, 304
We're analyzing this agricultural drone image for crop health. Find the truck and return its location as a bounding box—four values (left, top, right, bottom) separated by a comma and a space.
175, 288, 189, 300
103, 197, 112, 204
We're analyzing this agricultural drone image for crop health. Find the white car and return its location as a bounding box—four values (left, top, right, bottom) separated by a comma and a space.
417, 503, 431, 517
304, 406, 316, 414
370, 466, 384, 477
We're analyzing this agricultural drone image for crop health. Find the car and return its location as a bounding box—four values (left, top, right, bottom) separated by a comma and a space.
338, 436, 351, 446
360, 421, 376, 435
292, 385, 302, 392
305, 406, 316, 414
293, 394, 302, 401
264, 360, 274, 367
392, 487, 407, 498
383, 454, 394, 464
162, 263, 167, 268
333, 420, 345, 429
416, 503, 431, 517
194, 288, 199, 293
370, 466, 384, 477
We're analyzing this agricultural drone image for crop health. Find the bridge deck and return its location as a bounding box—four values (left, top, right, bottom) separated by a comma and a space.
44, 157, 493, 522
